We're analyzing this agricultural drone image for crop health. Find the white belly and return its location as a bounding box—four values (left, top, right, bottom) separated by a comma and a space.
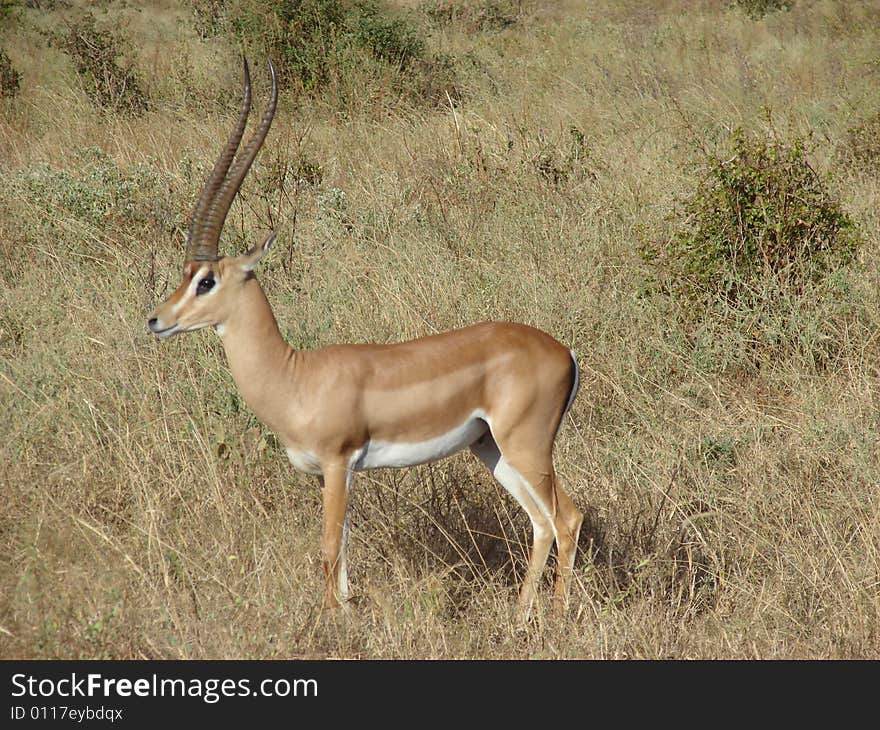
285, 446, 322, 474
353, 413, 488, 471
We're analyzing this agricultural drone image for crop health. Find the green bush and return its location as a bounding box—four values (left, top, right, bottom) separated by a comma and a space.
421, 0, 521, 32
205, 0, 457, 104
5, 147, 182, 242
645, 126, 857, 308
732, 0, 794, 20
54, 13, 148, 113
641, 124, 860, 370
190, 0, 228, 39
838, 111, 880, 174
351, 0, 424, 70
226, 0, 346, 91
410, 51, 459, 107
0, 47, 20, 99
531, 125, 593, 186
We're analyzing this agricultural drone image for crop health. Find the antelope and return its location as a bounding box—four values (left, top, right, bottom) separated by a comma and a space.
147, 59, 584, 616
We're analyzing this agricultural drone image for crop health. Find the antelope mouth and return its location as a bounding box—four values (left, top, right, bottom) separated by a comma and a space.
148, 320, 179, 339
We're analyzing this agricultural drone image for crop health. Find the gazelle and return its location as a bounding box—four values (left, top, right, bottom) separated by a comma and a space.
148, 60, 583, 615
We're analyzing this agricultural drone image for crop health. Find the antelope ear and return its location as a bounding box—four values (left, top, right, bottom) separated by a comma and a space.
240, 231, 277, 272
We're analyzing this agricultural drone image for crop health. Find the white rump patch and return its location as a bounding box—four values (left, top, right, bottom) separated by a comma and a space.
353, 410, 489, 471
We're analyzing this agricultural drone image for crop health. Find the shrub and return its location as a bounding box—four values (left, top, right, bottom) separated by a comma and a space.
421, 0, 522, 32
351, 1, 424, 70
190, 0, 228, 39
5, 147, 182, 244
54, 13, 148, 113
0, 47, 20, 99
215, 0, 456, 104
411, 51, 460, 107
838, 111, 880, 174
732, 0, 794, 20
644, 126, 857, 309
226, 0, 347, 91
352, 1, 462, 106
639, 123, 863, 371
531, 125, 594, 186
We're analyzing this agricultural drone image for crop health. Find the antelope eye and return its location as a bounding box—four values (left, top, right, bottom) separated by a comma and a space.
196, 276, 215, 295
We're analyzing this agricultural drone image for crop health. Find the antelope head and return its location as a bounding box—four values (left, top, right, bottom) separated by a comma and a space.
148, 59, 278, 339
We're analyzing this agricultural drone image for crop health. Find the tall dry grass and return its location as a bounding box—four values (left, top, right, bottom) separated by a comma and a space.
1, 0, 879, 658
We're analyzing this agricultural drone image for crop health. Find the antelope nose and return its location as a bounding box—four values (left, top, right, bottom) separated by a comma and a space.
148, 318, 160, 332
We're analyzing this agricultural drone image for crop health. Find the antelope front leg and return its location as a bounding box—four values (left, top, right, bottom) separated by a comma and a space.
320, 463, 349, 609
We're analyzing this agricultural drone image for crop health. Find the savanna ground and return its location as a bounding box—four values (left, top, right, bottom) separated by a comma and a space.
1, 0, 880, 659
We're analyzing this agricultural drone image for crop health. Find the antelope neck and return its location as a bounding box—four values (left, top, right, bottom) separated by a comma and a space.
215, 277, 297, 434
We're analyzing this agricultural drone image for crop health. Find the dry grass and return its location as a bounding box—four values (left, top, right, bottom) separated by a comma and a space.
1, 0, 879, 658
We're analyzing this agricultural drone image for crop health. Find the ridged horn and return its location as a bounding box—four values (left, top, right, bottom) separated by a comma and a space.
185, 58, 253, 263
190, 59, 278, 263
